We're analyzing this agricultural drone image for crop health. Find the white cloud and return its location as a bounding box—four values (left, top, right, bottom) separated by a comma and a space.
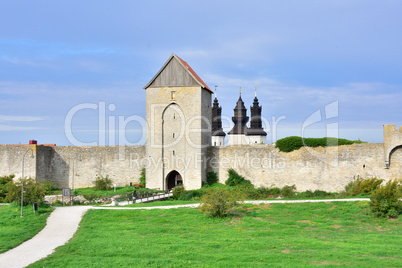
0, 124, 39, 131
0, 115, 45, 122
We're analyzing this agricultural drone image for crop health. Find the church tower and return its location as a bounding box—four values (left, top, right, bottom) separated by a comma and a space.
143, 54, 212, 190
211, 96, 226, 146
246, 94, 267, 143
228, 92, 249, 145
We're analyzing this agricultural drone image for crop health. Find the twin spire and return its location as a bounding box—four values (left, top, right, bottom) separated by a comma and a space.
212, 87, 267, 145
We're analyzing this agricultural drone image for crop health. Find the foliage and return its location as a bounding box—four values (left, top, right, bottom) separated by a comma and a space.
370, 179, 402, 218
206, 171, 218, 185
0, 175, 14, 202
93, 175, 113, 191
281, 184, 297, 198
6, 178, 46, 205
199, 188, 242, 218
0, 203, 53, 253
225, 168, 251, 187
343, 177, 384, 196
139, 168, 146, 187
30, 202, 402, 267
83, 193, 101, 203
42, 180, 57, 195
275, 136, 365, 152
178, 189, 203, 201
172, 186, 186, 200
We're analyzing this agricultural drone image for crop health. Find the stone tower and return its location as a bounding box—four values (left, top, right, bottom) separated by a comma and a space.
211, 96, 226, 146
143, 54, 212, 190
228, 94, 249, 145
246, 95, 267, 143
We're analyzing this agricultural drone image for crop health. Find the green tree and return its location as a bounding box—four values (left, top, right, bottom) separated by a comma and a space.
6, 178, 46, 205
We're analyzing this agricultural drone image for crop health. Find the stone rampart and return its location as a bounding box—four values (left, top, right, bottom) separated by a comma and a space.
1, 142, 400, 192
207, 143, 401, 192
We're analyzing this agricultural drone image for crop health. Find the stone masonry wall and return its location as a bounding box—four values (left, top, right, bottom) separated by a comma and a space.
207, 143, 401, 192
0, 145, 37, 181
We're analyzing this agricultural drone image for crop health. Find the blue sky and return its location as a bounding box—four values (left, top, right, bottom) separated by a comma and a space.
0, 1, 401, 145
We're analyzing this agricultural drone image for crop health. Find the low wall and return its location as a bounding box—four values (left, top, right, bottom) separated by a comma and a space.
207, 143, 401, 192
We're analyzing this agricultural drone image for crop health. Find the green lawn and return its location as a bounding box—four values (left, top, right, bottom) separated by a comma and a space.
0, 204, 54, 253
29, 201, 401, 267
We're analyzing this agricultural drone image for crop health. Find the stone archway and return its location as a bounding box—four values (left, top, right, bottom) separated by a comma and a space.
166, 170, 182, 190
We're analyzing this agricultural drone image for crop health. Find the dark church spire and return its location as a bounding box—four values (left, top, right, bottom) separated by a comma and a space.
246, 95, 267, 136
228, 92, 249, 135
212, 96, 226, 136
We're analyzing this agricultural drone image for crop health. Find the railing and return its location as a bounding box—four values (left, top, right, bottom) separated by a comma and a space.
113, 190, 171, 204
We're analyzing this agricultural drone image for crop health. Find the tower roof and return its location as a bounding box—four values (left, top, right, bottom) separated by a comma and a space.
143, 53, 212, 93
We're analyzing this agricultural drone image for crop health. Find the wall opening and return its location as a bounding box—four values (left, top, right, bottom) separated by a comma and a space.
166, 170, 182, 190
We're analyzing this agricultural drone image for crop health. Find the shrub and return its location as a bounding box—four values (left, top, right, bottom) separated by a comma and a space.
370, 179, 402, 218
139, 168, 146, 187
343, 177, 384, 196
281, 185, 297, 198
199, 188, 242, 218
42, 180, 57, 195
6, 178, 46, 205
275, 136, 365, 152
93, 175, 113, 191
179, 189, 203, 201
225, 169, 251, 187
207, 171, 218, 185
172, 186, 186, 200
0, 175, 14, 202
83, 193, 101, 203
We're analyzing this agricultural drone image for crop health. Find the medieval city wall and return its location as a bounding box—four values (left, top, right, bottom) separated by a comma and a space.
207, 143, 401, 192
1, 143, 400, 192
0, 145, 37, 180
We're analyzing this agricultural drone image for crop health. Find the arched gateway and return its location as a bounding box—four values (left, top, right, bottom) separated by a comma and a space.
166, 170, 182, 190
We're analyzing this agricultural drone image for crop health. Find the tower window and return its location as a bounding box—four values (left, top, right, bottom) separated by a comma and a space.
173, 133, 175, 138
173, 113, 175, 119
173, 150, 175, 156
170, 91, 176, 100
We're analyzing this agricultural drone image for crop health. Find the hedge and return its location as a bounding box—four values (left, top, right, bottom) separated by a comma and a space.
275, 136, 365, 152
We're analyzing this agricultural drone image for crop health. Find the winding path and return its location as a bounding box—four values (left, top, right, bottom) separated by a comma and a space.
0, 198, 369, 268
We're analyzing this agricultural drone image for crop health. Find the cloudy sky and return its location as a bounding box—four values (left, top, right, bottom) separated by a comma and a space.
0, 1, 401, 146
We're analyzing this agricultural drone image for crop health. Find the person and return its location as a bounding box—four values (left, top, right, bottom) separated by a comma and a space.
133, 190, 137, 204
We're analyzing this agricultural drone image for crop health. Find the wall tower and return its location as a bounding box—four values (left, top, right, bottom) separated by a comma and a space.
143, 54, 212, 190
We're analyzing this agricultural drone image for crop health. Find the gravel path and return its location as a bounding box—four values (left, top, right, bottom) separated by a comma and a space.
0, 198, 370, 267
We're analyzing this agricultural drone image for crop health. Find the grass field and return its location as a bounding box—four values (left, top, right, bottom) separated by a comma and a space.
0, 204, 53, 253
29, 201, 401, 267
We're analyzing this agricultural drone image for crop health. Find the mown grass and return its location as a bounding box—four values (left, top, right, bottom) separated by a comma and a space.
0, 203, 53, 253
125, 200, 200, 207
30, 201, 401, 267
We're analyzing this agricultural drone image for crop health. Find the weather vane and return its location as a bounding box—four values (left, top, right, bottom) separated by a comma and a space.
255, 85, 258, 97
215, 85, 218, 97
239, 87, 242, 95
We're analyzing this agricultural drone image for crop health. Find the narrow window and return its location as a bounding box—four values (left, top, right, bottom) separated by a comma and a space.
173, 150, 175, 156
173, 113, 175, 119
173, 133, 175, 138
170, 91, 176, 100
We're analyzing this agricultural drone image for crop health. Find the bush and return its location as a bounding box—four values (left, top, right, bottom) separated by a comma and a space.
370, 179, 402, 218
207, 171, 218, 185
225, 169, 251, 187
281, 185, 297, 198
83, 193, 101, 203
42, 180, 57, 195
0, 175, 14, 202
6, 178, 46, 205
139, 168, 146, 187
93, 175, 113, 191
343, 177, 384, 196
199, 188, 242, 218
275, 136, 365, 152
179, 189, 203, 201
172, 186, 186, 200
